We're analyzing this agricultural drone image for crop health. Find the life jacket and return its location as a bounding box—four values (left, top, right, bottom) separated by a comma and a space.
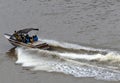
33, 35, 38, 41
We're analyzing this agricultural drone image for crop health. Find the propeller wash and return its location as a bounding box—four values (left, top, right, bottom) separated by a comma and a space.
15, 39, 120, 81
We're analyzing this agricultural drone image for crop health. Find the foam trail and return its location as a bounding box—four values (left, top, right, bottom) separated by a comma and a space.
39, 38, 109, 52
14, 39, 120, 81
58, 52, 120, 63
15, 47, 120, 81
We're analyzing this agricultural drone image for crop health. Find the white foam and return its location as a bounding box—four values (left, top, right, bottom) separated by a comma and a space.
58, 52, 103, 60
57, 52, 120, 63
39, 38, 108, 52
14, 39, 120, 81
98, 52, 120, 63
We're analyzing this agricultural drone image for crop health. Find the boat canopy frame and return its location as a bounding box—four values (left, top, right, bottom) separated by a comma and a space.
16, 28, 39, 34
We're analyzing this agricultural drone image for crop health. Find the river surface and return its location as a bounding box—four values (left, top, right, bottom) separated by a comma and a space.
1, 0, 120, 83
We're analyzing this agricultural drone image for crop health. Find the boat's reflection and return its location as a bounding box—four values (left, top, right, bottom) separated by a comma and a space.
6, 47, 17, 61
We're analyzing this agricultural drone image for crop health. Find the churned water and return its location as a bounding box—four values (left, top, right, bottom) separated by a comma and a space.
15, 39, 120, 81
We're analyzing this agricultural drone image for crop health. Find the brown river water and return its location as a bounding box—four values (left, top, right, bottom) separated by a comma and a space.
1, 0, 120, 83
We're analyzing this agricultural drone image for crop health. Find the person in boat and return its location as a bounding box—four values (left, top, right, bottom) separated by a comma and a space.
30, 37, 34, 43
13, 31, 22, 42
33, 35, 38, 41
25, 34, 30, 43
21, 34, 26, 43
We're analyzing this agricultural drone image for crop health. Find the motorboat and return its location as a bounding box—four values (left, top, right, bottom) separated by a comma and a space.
4, 28, 50, 50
